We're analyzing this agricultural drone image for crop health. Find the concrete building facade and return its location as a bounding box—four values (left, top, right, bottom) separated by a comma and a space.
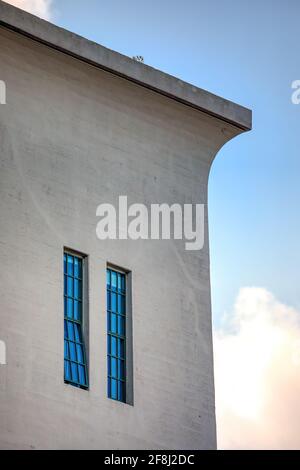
0, 2, 251, 450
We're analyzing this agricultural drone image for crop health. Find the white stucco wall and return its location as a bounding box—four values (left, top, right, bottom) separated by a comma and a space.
0, 23, 246, 450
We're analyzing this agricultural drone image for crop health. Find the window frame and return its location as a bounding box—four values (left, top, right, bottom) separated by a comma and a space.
106, 264, 133, 405
64, 248, 89, 390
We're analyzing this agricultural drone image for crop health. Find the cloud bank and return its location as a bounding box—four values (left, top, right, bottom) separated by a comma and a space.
4, 0, 53, 20
214, 287, 300, 449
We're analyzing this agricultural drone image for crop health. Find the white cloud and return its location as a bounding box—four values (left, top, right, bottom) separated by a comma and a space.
4, 0, 53, 20
214, 287, 300, 449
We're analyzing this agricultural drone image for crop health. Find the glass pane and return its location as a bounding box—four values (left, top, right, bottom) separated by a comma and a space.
106, 270, 110, 286
118, 381, 125, 402
67, 298, 73, 319
118, 315, 125, 336
111, 379, 117, 400
118, 294, 125, 314
110, 313, 117, 334
64, 320, 68, 339
118, 360, 125, 380
78, 365, 86, 386
67, 255, 74, 276
111, 293, 117, 312
74, 279, 82, 300
107, 356, 111, 376
121, 275, 125, 292
107, 291, 111, 311
108, 377, 111, 397
74, 257, 82, 279
64, 340, 69, 359
111, 357, 117, 378
111, 336, 117, 356
64, 360, 71, 381
64, 275, 67, 296
118, 339, 125, 359
67, 276, 73, 297
67, 321, 74, 341
69, 342, 76, 361
76, 344, 83, 363
64, 254, 67, 275
73, 323, 81, 342
71, 362, 78, 383
118, 273, 122, 290
111, 271, 117, 289
74, 300, 81, 321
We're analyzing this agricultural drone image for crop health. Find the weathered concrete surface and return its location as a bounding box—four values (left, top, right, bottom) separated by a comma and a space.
0, 0, 251, 131
0, 7, 251, 450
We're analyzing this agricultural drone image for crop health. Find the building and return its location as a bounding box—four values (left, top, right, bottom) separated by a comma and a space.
0, 1, 252, 450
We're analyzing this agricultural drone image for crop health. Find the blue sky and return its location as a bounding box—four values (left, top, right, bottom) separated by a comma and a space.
47, 0, 300, 327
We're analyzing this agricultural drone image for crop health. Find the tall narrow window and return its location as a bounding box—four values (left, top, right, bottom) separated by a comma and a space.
107, 267, 126, 402
64, 251, 88, 389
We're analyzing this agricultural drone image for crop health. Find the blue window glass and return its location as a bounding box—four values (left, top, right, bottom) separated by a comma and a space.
107, 267, 126, 403
64, 252, 88, 389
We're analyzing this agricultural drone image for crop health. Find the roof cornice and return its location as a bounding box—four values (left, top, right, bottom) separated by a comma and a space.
0, 0, 252, 131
